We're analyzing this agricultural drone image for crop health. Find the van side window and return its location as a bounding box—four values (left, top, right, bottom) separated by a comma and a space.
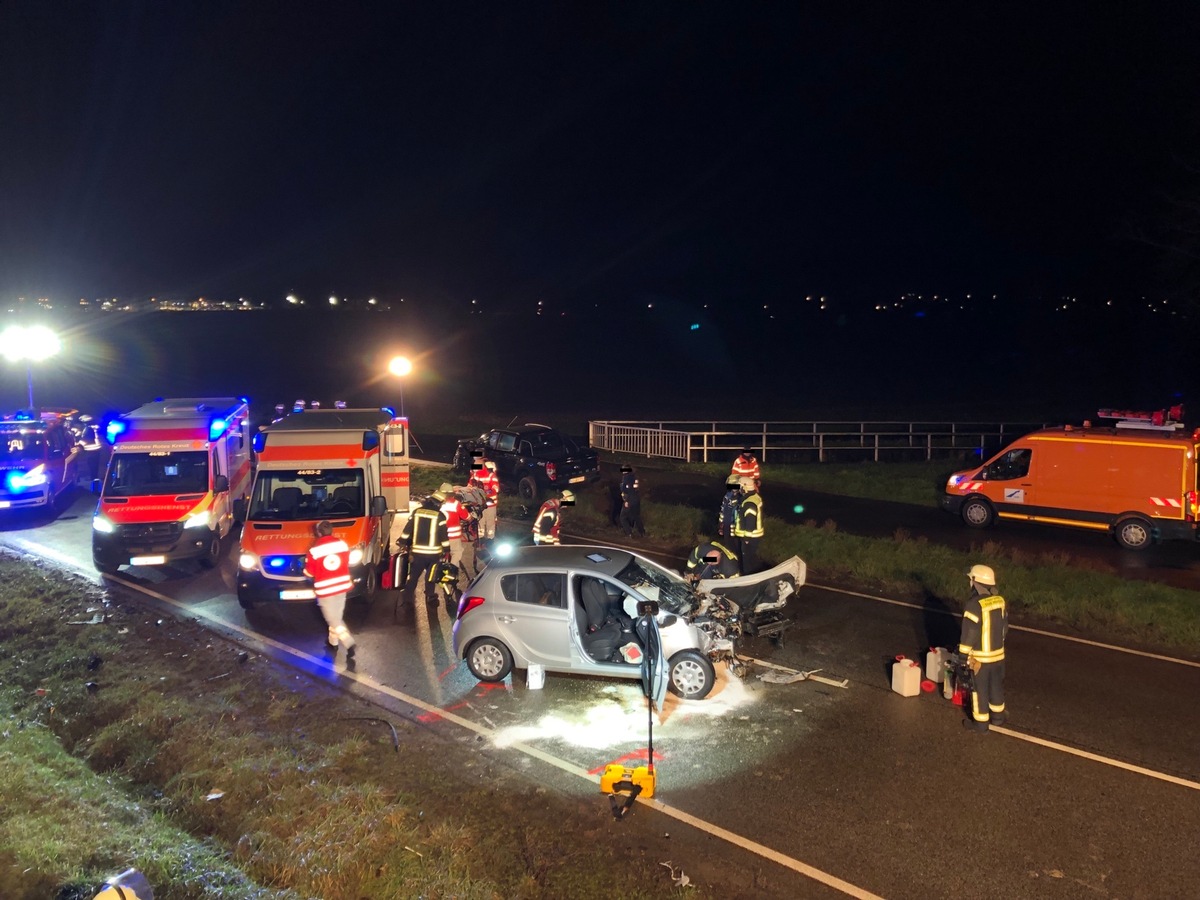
985, 448, 1031, 481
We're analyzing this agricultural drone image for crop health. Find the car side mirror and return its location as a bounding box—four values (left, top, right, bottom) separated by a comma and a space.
370, 495, 388, 517
213, 474, 229, 493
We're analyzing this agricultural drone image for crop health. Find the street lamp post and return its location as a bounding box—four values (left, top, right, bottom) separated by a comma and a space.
387, 355, 413, 418
0, 325, 61, 409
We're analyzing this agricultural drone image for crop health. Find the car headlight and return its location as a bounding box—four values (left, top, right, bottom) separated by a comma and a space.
10, 465, 48, 488
947, 474, 963, 487
348, 545, 364, 566
92, 514, 115, 533
184, 510, 211, 529
238, 552, 259, 571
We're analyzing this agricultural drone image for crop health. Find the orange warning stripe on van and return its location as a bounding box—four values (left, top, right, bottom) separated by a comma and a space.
258, 443, 380, 463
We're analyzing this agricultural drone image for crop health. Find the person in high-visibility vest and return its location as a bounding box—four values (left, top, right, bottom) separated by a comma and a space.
731, 446, 761, 488
399, 495, 450, 603
959, 564, 1008, 733
473, 459, 500, 540
533, 490, 575, 545
303, 520, 356, 659
684, 540, 739, 581
732, 476, 764, 575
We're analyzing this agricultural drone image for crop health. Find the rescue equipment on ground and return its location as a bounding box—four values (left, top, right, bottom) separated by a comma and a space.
925, 646, 952, 683
527, 663, 545, 690
93, 868, 153, 900
601, 600, 663, 818
891, 655, 921, 697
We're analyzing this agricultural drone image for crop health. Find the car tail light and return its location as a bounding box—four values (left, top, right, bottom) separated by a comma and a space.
1188, 490, 1198, 519
545, 462, 557, 481
457, 595, 486, 619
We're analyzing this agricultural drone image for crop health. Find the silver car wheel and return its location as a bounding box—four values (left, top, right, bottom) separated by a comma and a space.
468, 639, 512, 681
670, 654, 710, 699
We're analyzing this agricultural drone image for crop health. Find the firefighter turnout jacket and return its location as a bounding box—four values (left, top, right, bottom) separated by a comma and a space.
733, 491, 764, 538
685, 540, 740, 578
401, 505, 450, 556
958, 592, 1008, 663
304, 534, 353, 597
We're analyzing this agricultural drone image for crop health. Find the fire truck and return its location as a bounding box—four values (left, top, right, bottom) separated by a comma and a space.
235, 403, 410, 610
92, 398, 252, 573
941, 405, 1200, 550
0, 408, 84, 511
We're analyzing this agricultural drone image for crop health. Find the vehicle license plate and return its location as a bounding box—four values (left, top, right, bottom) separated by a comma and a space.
569, 475, 585, 483
281, 589, 316, 600
130, 555, 167, 565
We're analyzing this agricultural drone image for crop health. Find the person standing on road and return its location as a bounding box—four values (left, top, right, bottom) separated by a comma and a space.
533, 489, 574, 545
303, 520, 356, 660
439, 486, 475, 581
959, 563, 1008, 733
731, 446, 761, 488
717, 475, 742, 543
473, 458, 500, 540
619, 465, 646, 538
399, 494, 450, 603
732, 476, 764, 574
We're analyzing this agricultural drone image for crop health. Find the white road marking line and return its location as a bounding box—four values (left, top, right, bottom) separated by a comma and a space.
812, 581, 1200, 669
94, 570, 886, 900
991, 726, 1200, 791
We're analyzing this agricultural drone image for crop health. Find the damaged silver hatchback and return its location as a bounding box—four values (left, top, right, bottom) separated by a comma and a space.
451, 544, 804, 700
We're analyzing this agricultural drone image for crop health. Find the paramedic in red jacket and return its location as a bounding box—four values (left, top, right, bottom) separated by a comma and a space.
304, 519, 356, 660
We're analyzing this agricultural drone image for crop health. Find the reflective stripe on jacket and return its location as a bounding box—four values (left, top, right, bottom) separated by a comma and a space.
959, 593, 1007, 663
402, 507, 449, 555
731, 455, 760, 480
733, 492, 764, 538
304, 535, 353, 597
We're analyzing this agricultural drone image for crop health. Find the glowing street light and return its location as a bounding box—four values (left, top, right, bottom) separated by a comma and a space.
0, 324, 61, 408
387, 355, 413, 418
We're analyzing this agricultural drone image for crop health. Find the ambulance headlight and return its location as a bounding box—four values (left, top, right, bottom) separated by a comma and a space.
92, 514, 115, 534
348, 545, 364, 566
239, 552, 259, 571
184, 510, 211, 529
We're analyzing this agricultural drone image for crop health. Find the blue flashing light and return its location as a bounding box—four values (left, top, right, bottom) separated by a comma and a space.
252, 432, 268, 453
106, 420, 128, 442
266, 556, 289, 570
5, 471, 28, 494
14, 410, 33, 420
690, 323, 700, 330
209, 418, 229, 441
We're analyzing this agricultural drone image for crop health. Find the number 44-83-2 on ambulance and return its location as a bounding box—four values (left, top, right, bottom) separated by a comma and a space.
940, 406, 1200, 551
92, 398, 252, 574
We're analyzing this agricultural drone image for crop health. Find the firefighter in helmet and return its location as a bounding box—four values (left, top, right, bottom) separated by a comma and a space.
731, 476, 763, 574
960, 563, 1008, 733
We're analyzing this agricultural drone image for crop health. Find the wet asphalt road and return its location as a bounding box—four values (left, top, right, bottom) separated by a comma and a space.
4, 486, 1200, 898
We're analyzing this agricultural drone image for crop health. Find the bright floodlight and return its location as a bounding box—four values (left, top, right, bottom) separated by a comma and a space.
388, 356, 413, 377
0, 325, 61, 362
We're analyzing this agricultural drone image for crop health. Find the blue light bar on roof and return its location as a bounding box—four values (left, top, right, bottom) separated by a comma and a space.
209, 418, 229, 441
106, 420, 127, 442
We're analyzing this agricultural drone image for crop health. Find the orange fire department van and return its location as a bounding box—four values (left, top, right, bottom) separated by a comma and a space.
0, 408, 84, 511
941, 407, 1200, 550
92, 398, 252, 573
235, 405, 411, 609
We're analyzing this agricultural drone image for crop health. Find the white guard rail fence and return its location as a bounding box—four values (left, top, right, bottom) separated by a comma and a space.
588, 420, 1050, 464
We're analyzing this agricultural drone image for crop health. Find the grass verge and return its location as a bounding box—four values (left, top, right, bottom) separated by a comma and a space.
0, 556, 718, 899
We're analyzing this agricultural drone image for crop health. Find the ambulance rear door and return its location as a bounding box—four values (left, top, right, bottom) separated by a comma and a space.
380, 419, 411, 546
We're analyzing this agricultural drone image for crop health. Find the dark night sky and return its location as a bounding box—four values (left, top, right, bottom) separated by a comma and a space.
3, 2, 1200, 310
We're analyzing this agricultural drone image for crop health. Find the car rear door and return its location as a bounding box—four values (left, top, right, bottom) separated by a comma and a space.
496, 571, 571, 666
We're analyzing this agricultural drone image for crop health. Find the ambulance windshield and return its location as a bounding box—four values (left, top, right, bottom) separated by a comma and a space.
247, 468, 367, 521
105, 451, 209, 496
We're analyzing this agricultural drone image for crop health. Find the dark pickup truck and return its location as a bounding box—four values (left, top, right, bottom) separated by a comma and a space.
453, 423, 601, 508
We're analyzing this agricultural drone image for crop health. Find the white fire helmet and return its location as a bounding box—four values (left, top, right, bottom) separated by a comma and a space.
560, 490, 576, 505
968, 564, 996, 586
738, 476, 757, 492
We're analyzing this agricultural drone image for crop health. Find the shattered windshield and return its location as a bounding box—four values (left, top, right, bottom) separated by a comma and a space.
615, 555, 695, 615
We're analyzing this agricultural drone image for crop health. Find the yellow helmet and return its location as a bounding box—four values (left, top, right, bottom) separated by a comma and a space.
968, 564, 996, 586
560, 490, 576, 504
431, 490, 447, 503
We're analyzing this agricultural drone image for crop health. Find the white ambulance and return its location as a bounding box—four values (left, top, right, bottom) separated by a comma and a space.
235, 404, 411, 610
92, 398, 252, 573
